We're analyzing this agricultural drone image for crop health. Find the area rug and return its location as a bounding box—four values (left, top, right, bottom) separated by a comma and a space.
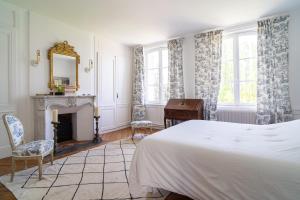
0, 139, 168, 200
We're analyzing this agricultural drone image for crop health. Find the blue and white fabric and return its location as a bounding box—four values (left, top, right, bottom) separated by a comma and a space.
194, 30, 223, 120
256, 15, 293, 124
4, 114, 24, 147
131, 105, 152, 128
12, 140, 54, 156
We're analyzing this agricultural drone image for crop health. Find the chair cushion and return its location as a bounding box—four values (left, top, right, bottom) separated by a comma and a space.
12, 140, 54, 156
3, 114, 24, 147
131, 120, 152, 128
132, 105, 146, 121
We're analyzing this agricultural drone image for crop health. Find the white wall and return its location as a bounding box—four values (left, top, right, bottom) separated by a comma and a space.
95, 36, 133, 132
0, 1, 30, 158
182, 34, 196, 98
29, 12, 95, 96
289, 7, 300, 119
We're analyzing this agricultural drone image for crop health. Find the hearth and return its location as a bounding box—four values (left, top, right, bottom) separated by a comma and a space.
57, 113, 73, 143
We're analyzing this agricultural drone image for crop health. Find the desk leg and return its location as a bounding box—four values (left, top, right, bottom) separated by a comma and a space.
164, 117, 167, 129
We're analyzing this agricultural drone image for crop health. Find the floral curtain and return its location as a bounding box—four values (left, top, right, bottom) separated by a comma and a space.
256, 15, 293, 124
168, 38, 185, 99
194, 30, 223, 120
132, 46, 145, 118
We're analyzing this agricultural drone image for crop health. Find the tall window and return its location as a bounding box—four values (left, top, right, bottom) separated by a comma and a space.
144, 47, 168, 104
218, 31, 257, 107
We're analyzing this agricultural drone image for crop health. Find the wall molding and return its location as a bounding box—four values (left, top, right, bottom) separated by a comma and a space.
0, 145, 11, 158
100, 124, 131, 134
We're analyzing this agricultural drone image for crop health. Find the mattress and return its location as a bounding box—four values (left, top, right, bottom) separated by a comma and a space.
129, 120, 300, 200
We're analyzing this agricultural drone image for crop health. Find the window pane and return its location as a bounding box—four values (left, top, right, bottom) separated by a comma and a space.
144, 47, 168, 104
220, 37, 234, 105
218, 81, 235, 104
239, 34, 257, 105
162, 49, 168, 67
240, 81, 257, 104
219, 59, 234, 104
239, 34, 257, 59
147, 51, 159, 68
162, 67, 168, 85
219, 32, 257, 106
221, 61, 234, 82
146, 85, 159, 103
162, 67, 169, 104
240, 58, 257, 81
222, 38, 233, 61
146, 68, 159, 85
161, 85, 168, 104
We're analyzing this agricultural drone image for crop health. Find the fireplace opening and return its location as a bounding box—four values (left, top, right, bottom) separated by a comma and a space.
57, 113, 73, 143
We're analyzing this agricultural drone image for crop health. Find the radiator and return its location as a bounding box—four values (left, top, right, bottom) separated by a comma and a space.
217, 109, 256, 124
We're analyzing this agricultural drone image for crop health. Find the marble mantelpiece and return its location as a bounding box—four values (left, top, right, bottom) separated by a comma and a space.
32, 95, 95, 141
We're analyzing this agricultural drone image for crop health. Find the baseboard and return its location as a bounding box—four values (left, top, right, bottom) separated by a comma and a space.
100, 122, 165, 135
100, 124, 131, 134
0, 145, 11, 159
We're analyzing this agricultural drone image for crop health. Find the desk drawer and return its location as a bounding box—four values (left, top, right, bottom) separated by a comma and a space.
164, 110, 200, 120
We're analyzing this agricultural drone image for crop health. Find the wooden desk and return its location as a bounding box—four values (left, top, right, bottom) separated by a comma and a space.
164, 99, 204, 128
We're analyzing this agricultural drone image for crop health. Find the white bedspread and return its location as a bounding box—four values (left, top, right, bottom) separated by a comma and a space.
129, 120, 300, 200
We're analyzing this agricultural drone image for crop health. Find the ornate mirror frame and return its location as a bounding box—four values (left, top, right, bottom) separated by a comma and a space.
48, 41, 80, 91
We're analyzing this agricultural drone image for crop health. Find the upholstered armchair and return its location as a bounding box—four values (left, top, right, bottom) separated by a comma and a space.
130, 105, 153, 137
2, 114, 54, 181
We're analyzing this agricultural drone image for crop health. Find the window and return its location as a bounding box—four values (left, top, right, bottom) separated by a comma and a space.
144, 47, 168, 104
218, 31, 257, 107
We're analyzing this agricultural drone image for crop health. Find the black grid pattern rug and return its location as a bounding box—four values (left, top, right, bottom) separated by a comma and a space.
0, 139, 168, 200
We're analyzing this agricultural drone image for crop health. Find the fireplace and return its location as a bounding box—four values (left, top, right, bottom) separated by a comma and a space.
32, 95, 95, 141
57, 113, 73, 143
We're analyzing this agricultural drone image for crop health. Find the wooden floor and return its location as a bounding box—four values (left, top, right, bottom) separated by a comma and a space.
0, 128, 191, 200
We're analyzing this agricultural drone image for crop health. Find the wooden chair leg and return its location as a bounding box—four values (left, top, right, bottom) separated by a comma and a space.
11, 157, 15, 182
38, 157, 43, 180
24, 160, 28, 169
50, 151, 54, 165
132, 127, 135, 138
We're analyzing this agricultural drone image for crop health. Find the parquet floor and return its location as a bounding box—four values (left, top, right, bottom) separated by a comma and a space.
0, 128, 191, 200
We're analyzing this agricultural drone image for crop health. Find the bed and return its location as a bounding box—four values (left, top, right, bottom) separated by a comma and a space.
129, 120, 300, 200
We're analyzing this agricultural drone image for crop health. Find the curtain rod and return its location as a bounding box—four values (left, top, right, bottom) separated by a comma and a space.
258, 12, 289, 21
141, 12, 289, 46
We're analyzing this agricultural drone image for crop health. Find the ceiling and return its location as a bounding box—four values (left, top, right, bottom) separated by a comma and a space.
5, 0, 300, 45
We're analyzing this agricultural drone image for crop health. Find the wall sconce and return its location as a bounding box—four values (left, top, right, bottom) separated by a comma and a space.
85, 59, 94, 73
31, 50, 40, 67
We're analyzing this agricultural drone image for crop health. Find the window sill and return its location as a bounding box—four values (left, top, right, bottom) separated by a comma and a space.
145, 103, 166, 107
218, 105, 256, 112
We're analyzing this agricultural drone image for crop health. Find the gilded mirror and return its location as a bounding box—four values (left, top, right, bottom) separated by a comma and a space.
48, 41, 80, 91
